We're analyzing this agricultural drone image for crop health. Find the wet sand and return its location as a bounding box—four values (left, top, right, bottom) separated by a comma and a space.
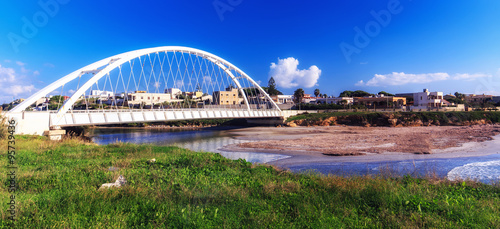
223, 125, 500, 167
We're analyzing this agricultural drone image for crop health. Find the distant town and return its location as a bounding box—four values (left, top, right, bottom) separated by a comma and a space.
3, 77, 499, 112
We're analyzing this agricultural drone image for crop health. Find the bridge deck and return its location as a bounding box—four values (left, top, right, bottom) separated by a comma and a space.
52, 109, 282, 127
5, 109, 313, 136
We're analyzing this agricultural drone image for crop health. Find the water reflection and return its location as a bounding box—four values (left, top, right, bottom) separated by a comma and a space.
90, 128, 290, 163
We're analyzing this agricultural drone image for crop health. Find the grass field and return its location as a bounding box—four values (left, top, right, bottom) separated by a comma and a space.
1, 136, 499, 228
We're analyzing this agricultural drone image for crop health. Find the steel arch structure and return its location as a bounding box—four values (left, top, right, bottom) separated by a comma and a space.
7, 46, 283, 135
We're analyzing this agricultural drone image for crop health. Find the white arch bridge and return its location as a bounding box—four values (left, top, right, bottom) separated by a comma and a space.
6, 46, 297, 137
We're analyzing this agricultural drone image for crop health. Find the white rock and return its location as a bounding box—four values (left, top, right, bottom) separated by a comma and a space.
99, 175, 127, 190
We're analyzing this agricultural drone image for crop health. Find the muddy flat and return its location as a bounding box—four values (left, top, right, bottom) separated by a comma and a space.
224, 125, 500, 167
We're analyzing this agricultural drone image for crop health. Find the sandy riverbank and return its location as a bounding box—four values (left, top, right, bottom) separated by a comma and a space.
223, 125, 500, 167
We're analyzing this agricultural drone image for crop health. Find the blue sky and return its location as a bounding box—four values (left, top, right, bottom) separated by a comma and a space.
1, 0, 500, 103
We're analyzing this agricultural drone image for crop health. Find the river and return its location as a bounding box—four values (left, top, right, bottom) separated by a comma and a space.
89, 127, 500, 184
89, 127, 291, 163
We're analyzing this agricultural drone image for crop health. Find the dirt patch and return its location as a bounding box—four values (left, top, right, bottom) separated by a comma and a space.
237, 124, 500, 156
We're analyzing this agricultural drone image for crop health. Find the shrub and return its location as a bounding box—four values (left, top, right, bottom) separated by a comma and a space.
0, 112, 8, 139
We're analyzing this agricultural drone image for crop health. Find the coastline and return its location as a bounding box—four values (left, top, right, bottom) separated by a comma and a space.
222, 126, 500, 168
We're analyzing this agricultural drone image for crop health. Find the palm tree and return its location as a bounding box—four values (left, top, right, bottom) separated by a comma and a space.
314, 88, 320, 98
293, 88, 305, 109
340, 99, 347, 109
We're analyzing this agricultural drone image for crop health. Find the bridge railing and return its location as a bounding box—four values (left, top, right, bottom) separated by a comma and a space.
24, 107, 278, 114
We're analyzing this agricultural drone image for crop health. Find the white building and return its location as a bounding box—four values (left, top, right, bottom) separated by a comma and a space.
271, 95, 293, 104
89, 90, 114, 98
165, 88, 182, 98
411, 89, 444, 110
126, 92, 173, 105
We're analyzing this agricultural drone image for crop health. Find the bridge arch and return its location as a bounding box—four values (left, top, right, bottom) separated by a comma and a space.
10, 46, 281, 129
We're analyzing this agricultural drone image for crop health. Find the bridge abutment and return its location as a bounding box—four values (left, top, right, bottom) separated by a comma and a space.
5, 112, 51, 136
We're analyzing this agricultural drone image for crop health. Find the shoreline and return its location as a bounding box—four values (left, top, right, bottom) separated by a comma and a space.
222, 126, 500, 167
87, 125, 248, 131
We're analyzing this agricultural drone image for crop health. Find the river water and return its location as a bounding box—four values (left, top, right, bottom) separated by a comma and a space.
90, 127, 500, 184
89, 127, 291, 163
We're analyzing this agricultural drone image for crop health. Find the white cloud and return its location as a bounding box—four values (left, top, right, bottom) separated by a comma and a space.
358, 71, 498, 87
8, 85, 35, 96
68, 89, 76, 94
20, 67, 29, 74
0, 65, 17, 83
174, 80, 184, 88
33, 70, 40, 76
453, 73, 491, 80
4, 60, 11, 63
203, 76, 212, 84
0, 64, 37, 99
44, 63, 55, 68
357, 72, 450, 86
16, 61, 25, 67
269, 57, 321, 88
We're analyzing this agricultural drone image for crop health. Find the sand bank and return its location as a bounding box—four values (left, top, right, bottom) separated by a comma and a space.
223, 125, 500, 167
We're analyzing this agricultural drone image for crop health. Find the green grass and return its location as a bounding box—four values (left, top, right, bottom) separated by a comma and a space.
1, 136, 499, 228
287, 111, 500, 126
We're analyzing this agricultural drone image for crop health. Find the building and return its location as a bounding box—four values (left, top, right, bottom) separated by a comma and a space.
492, 96, 500, 104
126, 92, 173, 105
316, 97, 353, 105
196, 95, 213, 104
355, 95, 406, 108
192, 91, 203, 99
165, 88, 182, 98
89, 90, 114, 98
411, 89, 444, 109
394, 93, 414, 98
465, 94, 493, 103
212, 88, 243, 105
271, 95, 293, 104
35, 97, 47, 106
302, 94, 317, 104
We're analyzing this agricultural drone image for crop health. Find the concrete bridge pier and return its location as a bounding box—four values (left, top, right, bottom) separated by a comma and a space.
44, 126, 66, 141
